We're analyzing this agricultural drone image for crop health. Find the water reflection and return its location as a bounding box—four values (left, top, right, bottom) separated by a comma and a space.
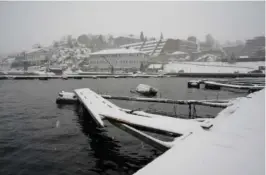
74, 104, 160, 175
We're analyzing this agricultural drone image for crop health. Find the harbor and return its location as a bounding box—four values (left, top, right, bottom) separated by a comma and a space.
0, 1, 265, 175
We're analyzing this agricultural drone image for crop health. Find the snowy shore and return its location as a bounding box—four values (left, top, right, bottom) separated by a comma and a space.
134, 88, 265, 175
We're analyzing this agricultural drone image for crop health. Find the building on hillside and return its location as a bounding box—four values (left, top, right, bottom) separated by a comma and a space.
83, 48, 148, 72
198, 42, 213, 52
240, 36, 265, 58
24, 48, 52, 65
223, 45, 245, 58
120, 39, 198, 59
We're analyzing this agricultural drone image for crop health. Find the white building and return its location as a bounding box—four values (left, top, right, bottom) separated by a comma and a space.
85, 48, 148, 72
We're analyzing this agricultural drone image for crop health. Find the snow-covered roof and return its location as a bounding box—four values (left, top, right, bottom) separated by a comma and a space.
25, 48, 50, 54
89, 48, 144, 55
171, 51, 188, 55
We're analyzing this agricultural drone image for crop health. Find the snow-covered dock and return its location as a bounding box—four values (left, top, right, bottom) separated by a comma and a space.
134, 88, 265, 175
73, 88, 215, 150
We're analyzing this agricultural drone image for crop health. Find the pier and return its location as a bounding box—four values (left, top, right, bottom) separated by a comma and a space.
73, 88, 215, 151
0, 72, 265, 80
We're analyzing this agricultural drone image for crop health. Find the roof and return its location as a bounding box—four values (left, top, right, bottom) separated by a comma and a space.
89, 48, 144, 55
171, 51, 188, 55
25, 48, 50, 54
134, 89, 265, 175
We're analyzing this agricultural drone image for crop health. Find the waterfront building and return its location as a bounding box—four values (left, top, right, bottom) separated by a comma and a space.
241, 36, 265, 58
84, 48, 148, 72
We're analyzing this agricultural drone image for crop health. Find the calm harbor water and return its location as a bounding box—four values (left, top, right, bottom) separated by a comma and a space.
0, 78, 246, 175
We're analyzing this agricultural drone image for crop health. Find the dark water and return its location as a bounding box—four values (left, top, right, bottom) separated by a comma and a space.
0, 78, 245, 175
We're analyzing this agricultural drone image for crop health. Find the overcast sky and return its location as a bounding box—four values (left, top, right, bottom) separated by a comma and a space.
0, 1, 265, 54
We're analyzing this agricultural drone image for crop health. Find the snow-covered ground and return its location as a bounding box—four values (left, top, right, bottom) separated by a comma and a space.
164, 61, 265, 73
135, 89, 265, 175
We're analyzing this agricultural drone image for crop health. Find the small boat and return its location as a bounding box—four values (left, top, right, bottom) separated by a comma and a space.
56, 91, 77, 104
134, 84, 158, 97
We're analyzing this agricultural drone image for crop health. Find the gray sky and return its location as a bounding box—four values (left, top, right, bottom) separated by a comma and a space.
0, 1, 265, 54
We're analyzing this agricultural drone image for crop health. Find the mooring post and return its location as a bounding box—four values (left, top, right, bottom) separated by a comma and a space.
192, 104, 197, 119
173, 105, 177, 118
189, 104, 192, 118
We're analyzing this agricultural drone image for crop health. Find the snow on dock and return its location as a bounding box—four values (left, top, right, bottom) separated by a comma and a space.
134, 89, 265, 175
101, 111, 205, 136
74, 88, 118, 127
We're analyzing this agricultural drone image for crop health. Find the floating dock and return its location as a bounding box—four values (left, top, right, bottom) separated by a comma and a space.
73, 88, 215, 151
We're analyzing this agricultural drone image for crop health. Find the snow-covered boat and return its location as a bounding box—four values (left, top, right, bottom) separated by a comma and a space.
56, 91, 77, 104
134, 84, 158, 97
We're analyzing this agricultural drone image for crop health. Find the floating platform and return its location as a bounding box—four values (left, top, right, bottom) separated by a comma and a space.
72, 88, 215, 151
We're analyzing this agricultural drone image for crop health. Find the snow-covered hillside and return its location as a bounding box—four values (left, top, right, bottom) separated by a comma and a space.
50, 47, 91, 66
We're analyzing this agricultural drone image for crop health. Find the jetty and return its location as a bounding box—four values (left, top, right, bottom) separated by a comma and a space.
73, 88, 215, 151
